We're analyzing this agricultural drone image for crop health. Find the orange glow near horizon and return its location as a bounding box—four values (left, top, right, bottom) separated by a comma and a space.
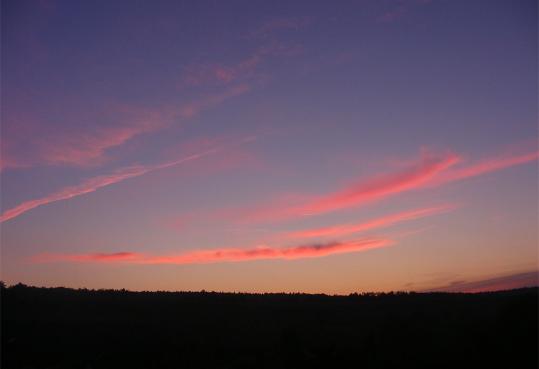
2, 1, 537, 294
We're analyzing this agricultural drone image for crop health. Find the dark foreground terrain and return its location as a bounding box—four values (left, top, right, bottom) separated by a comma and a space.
1, 284, 537, 369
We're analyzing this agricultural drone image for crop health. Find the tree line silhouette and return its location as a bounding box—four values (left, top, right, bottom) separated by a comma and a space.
2, 283, 537, 368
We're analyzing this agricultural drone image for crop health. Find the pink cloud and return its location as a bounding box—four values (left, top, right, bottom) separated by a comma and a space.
0, 166, 149, 223
160, 134, 261, 178
377, 6, 407, 23
177, 84, 250, 118
178, 56, 260, 90
0, 147, 27, 172
296, 151, 459, 216
0, 148, 219, 223
2, 84, 250, 172
37, 118, 164, 167
235, 151, 460, 223
178, 42, 301, 90
3, 24, 304, 173
179, 64, 239, 88
32, 237, 392, 265
3, 37, 298, 173
287, 204, 456, 239
431, 151, 539, 186
220, 146, 538, 225
1, 133, 261, 223
0, 107, 169, 171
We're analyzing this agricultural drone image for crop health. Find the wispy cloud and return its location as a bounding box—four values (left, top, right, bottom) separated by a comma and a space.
1, 166, 148, 223
39, 118, 165, 168
178, 42, 300, 90
32, 237, 392, 265
235, 150, 460, 223
179, 65, 237, 87
36, 252, 141, 263
248, 16, 314, 39
377, 5, 407, 23
2, 19, 304, 173
0, 148, 219, 223
177, 84, 250, 118
295, 152, 459, 216
1, 85, 250, 172
221, 146, 538, 225
431, 150, 539, 186
0, 106, 170, 171
287, 204, 456, 239
377, 0, 432, 23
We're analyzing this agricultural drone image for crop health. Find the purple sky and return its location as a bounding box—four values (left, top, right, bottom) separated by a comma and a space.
1, 0, 537, 293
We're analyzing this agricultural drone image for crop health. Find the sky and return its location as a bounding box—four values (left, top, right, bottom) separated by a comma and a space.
1, 0, 537, 294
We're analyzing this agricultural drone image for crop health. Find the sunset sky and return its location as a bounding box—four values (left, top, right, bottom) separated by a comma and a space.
1, 0, 537, 293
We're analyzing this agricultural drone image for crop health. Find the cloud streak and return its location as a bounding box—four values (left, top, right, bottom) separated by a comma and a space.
178, 41, 300, 90
431, 150, 539, 186
32, 237, 392, 265
2, 83, 250, 172
287, 204, 456, 239
0, 107, 169, 171
297, 152, 459, 216
36, 252, 141, 263
0, 149, 219, 223
237, 151, 460, 223
35, 109, 168, 168
177, 84, 250, 118
230, 147, 538, 225
3, 26, 301, 172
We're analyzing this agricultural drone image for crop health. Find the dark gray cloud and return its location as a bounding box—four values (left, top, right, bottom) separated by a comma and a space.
422, 271, 538, 293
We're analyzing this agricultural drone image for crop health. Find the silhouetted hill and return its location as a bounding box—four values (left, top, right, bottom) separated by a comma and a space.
1, 284, 537, 369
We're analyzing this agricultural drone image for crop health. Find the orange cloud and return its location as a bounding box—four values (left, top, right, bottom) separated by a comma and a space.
287, 204, 456, 239
32, 237, 392, 265
34, 252, 141, 263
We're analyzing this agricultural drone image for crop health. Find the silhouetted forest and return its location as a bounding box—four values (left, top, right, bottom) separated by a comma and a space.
1, 283, 537, 369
